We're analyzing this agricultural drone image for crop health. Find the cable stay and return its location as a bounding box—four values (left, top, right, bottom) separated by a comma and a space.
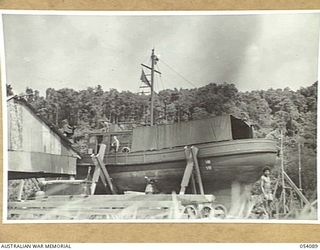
159, 58, 198, 89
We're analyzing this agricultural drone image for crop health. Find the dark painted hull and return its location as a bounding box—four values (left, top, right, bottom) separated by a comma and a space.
77, 139, 278, 205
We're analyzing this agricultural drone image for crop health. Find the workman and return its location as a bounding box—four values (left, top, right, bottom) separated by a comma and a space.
260, 166, 273, 218
111, 136, 120, 152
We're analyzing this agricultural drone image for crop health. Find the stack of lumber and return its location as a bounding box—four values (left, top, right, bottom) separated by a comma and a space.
8, 194, 219, 220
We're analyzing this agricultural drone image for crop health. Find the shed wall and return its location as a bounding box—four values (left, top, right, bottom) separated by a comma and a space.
7, 100, 77, 176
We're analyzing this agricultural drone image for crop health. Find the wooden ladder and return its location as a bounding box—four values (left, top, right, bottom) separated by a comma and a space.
179, 146, 204, 195
90, 144, 117, 195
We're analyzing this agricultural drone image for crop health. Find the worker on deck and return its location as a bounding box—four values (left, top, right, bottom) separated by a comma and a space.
101, 118, 110, 132
260, 166, 273, 218
110, 136, 120, 152
60, 119, 75, 139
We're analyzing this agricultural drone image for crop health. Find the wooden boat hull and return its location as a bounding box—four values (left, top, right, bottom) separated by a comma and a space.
77, 139, 278, 206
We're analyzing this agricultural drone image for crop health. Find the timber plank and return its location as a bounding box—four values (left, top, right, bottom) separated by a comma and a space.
8, 207, 169, 215
8, 209, 124, 215
180, 147, 194, 195
9, 200, 176, 208
43, 194, 214, 202
8, 207, 172, 220
8, 194, 215, 220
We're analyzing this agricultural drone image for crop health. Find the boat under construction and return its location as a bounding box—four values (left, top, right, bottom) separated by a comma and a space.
76, 115, 278, 208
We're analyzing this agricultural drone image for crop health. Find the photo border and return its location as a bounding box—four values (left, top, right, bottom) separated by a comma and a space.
0, 2, 320, 243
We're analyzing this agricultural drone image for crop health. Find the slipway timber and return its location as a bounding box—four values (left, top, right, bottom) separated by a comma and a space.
8, 194, 224, 220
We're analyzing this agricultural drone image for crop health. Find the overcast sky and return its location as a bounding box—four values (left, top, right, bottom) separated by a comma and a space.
2, 13, 320, 95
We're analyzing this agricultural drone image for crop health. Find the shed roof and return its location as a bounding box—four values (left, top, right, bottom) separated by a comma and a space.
7, 95, 80, 156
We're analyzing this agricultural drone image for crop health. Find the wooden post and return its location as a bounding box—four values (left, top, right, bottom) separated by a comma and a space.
190, 174, 197, 194
55, 104, 59, 126
298, 142, 302, 189
180, 146, 194, 195
90, 144, 106, 195
17, 179, 25, 201
31, 178, 40, 190
298, 142, 303, 208
229, 181, 241, 217
191, 146, 204, 195
90, 160, 101, 195
96, 155, 117, 194
86, 166, 92, 180
91, 156, 108, 192
280, 130, 286, 214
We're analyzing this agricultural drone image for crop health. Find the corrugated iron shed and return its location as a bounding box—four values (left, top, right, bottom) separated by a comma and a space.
7, 96, 79, 179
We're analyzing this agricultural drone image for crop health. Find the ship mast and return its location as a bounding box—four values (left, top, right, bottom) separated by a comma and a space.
141, 49, 161, 126
150, 49, 155, 126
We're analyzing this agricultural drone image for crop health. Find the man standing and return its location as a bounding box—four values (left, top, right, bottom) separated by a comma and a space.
260, 167, 273, 218
111, 136, 120, 152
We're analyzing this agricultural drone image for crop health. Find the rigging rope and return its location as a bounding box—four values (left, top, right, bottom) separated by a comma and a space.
156, 64, 165, 91
159, 58, 198, 88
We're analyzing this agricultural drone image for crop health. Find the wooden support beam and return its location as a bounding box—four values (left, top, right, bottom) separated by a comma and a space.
190, 174, 197, 194
283, 171, 310, 205
31, 178, 40, 190
96, 155, 117, 194
280, 130, 286, 214
90, 143, 117, 195
41, 179, 92, 185
90, 144, 106, 195
91, 157, 108, 192
229, 181, 241, 217
191, 146, 204, 195
17, 179, 25, 201
180, 146, 204, 195
179, 146, 194, 195
90, 159, 101, 194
